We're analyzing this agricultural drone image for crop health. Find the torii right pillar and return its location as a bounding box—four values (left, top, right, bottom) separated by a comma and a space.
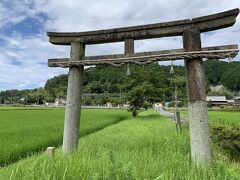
183, 26, 211, 165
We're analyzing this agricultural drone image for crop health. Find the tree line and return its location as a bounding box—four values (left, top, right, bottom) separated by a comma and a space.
1, 60, 239, 115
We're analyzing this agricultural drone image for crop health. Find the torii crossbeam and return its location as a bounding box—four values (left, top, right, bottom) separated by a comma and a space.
47, 8, 239, 165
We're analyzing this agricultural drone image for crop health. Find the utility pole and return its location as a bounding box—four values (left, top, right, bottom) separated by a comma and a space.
170, 61, 182, 132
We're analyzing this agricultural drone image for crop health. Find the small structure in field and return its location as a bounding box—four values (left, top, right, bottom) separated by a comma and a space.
206, 96, 227, 107
106, 102, 113, 107
46, 147, 55, 156
55, 98, 66, 106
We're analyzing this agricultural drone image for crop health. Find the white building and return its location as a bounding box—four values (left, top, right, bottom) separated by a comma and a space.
206, 96, 227, 106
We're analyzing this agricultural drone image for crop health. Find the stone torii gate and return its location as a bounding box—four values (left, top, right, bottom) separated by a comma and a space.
47, 8, 239, 165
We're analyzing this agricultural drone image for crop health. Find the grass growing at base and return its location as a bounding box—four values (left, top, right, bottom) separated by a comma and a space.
0, 108, 130, 166
0, 110, 239, 180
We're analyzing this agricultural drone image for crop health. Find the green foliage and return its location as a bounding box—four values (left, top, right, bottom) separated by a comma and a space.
127, 86, 145, 117
204, 60, 240, 92
25, 88, 45, 104
219, 106, 240, 112
82, 96, 93, 106
0, 89, 30, 104
0, 97, 4, 104
221, 65, 240, 91
123, 64, 186, 116
203, 60, 227, 85
44, 74, 68, 100
211, 125, 240, 161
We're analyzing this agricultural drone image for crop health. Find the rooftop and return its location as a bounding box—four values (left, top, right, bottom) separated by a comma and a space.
206, 96, 227, 102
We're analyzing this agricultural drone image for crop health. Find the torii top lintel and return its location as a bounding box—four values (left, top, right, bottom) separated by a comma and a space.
47, 8, 239, 45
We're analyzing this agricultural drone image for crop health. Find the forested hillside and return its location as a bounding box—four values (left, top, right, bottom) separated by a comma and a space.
1, 60, 240, 106
44, 63, 186, 107
203, 60, 240, 90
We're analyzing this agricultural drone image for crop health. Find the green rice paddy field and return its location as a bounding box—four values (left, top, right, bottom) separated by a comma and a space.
177, 110, 239, 127
0, 107, 130, 166
0, 107, 239, 179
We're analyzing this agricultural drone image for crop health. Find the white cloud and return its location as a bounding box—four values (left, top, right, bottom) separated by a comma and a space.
0, 0, 48, 28
0, 33, 68, 90
41, 0, 240, 58
41, 0, 240, 31
18, 83, 26, 88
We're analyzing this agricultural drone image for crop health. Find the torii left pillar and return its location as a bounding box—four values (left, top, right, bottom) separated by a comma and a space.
62, 42, 84, 154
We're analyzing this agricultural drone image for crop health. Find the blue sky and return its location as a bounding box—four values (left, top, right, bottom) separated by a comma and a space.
0, 0, 239, 90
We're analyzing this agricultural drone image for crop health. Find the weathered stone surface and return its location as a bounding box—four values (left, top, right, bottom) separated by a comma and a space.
183, 27, 212, 165
48, 45, 238, 67
188, 101, 211, 163
183, 28, 205, 102
125, 39, 134, 54
46, 147, 55, 156
62, 42, 84, 154
192, 8, 239, 23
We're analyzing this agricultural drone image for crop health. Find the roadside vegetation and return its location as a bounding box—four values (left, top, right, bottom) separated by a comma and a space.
208, 111, 240, 161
